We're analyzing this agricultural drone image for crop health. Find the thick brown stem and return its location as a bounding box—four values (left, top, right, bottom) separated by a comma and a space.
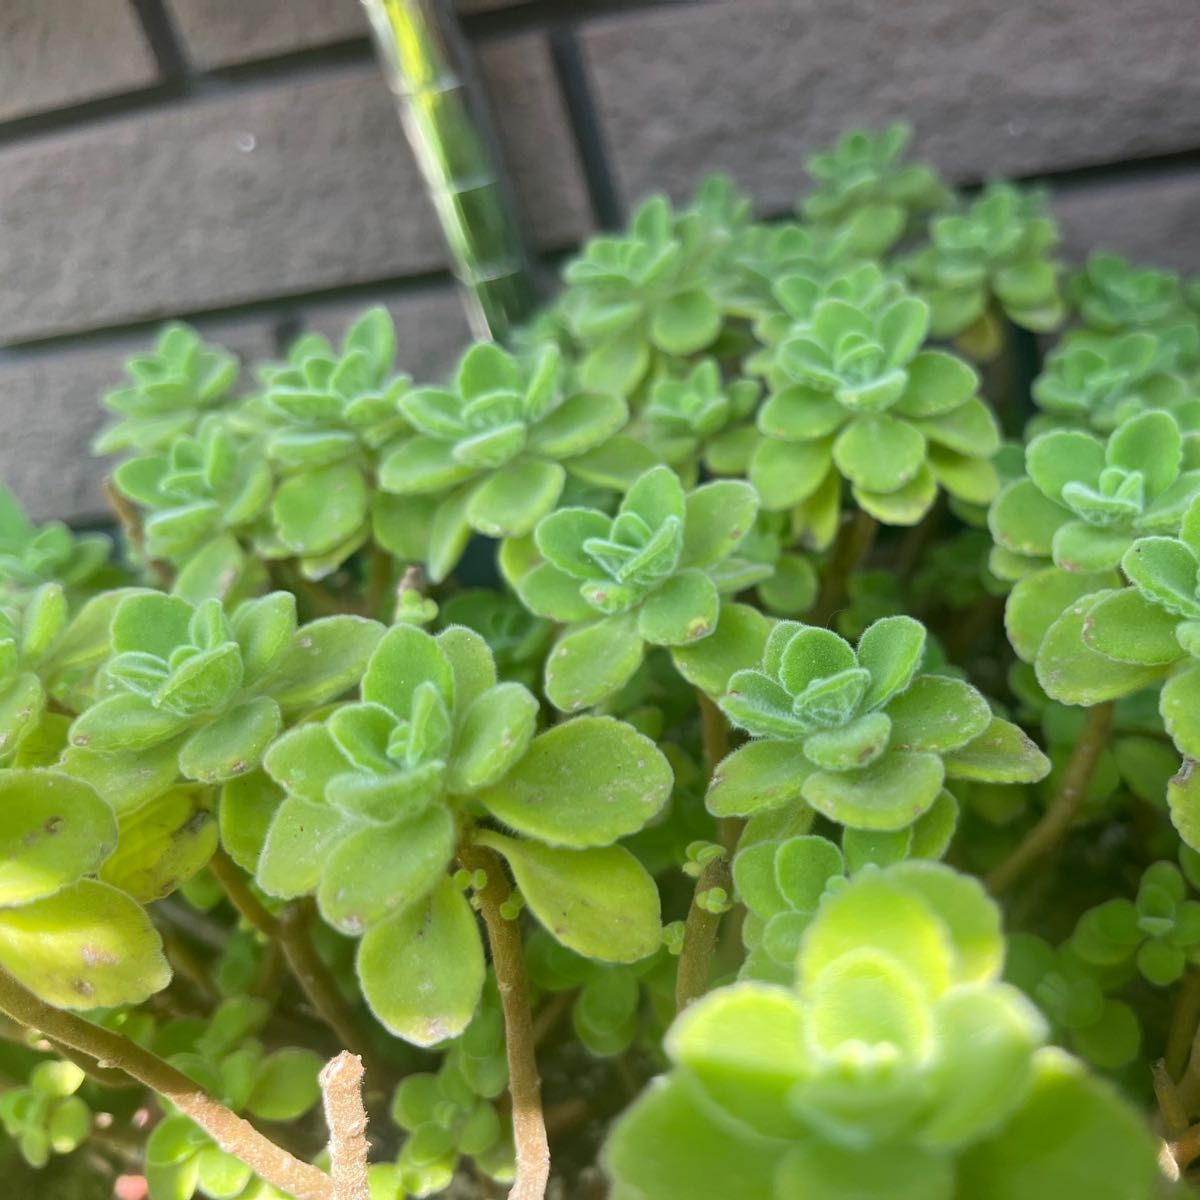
458, 842, 549, 1200
320, 1052, 371, 1200
811, 507, 877, 628
675, 851, 732, 1013
0, 967, 333, 1200
985, 702, 1114, 895
208, 852, 380, 1082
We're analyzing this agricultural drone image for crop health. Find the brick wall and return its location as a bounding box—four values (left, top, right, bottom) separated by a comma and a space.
2, 0, 1198, 522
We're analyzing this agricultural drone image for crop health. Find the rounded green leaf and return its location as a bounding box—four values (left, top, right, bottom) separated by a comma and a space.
1026, 430, 1105, 505
318, 806, 454, 934
650, 288, 721, 356
707, 739, 812, 818
516, 562, 596, 623
1162, 664, 1200, 759
99, 786, 217, 902
671, 602, 771, 696
178, 696, 282, 783
256, 796, 346, 899
478, 832, 661, 962
603, 1074, 780, 1200
527, 390, 627, 459
681, 481, 759, 568
1035, 591, 1169, 705
1169, 759, 1200, 852
378, 435, 475, 495
886, 675, 991, 753
942, 716, 1050, 784
637, 569, 720, 646
68, 694, 190, 754
1122, 536, 1200, 619
477, 716, 671, 847
1082, 588, 1184, 665
802, 750, 944, 831
257, 615, 384, 711
357, 876, 484, 1046
894, 350, 978, 418
748, 438, 834, 511
362, 623, 453, 720
955, 1048, 1158, 1200
1005, 567, 1117, 663
544, 615, 644, 712
0, 880, 169, 1008
0, 770, 116, 907
465, 460, 565, 539
856, 615, 926, 710
854, 463, 938, 526
272, 461, 367, 555
447, 682, 540, 794
833, 414, 926, 493
245, 1048, 323, 1122
219, 771, 282, 874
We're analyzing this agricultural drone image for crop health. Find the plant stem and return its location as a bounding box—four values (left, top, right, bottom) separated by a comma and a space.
208, 852, 379, 1079
696, 690, 729, 776
1154, 1060, 1190, 1139
675, 850, 733, 1013
985, 702, 1113, 895
1167, 968, 1200, 1081
0, 967, 334, 1200
319, 1052, 371, 1200
458, 841, 549, 1200
103, 477, 172, 588
811, 507, 877, 628
364, 547, 394, 621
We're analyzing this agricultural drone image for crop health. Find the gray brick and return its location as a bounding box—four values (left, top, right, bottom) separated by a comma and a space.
166, 0, 367, 69
296, 286, 473, 382
582, 0, 1200, 214
0, 319, 276, 522
0, 0, 158, 123
0, 41, 587, 344
1052, 173, 1200, 275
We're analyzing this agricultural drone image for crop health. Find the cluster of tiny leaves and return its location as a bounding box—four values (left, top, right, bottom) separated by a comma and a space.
2, 123, 1199, 1198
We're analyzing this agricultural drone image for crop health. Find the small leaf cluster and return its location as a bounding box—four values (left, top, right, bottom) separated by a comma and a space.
0, 1061, 91, 1169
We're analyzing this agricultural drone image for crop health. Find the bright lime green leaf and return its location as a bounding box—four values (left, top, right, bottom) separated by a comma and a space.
802, 751, 944, 831
99, 786, 217, 902
0, 880, 170, 1008
886, 675, 991, 753
707, 740, 811, 818
245, 1048, 323, 1122
478, 832, 661, 962
942, 716, 1050, 783
447, 682, 539, 794
258, 615, 384, 711
362, 623, 453, 720
178, 696, 282, 783
671, 603, 771, 695
256, 797, 347, 899
318, 807, 454, 934
357, 876, 484, 1046
465, 459, 565, 539
955, 1049, 1158, 1200
478, 716, 670, 847
0, 771, 116, 907
1162, 665, 1200, 758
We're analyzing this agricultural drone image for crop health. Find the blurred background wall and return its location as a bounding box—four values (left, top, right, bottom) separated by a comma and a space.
2, 0, 1198, 525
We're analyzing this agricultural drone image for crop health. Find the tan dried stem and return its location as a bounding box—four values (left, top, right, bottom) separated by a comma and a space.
320, 1052, 371, 1200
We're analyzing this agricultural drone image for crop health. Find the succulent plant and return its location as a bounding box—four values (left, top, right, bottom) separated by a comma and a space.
94, 323, 240, 455
801, 123, 952, 255
989, 409, 1200, 579
751, 293, 1000, 525
517, 465, 767, 710
604, 861, 1157, 1200
379, 341, 627, 580
561, 191, 738, 394
708, 616, 1048, 832
904, 182, 1064, 339
1067, 252, 1189, 333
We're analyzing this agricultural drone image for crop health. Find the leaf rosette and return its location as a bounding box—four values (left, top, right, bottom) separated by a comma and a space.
708, 616, 1048, 832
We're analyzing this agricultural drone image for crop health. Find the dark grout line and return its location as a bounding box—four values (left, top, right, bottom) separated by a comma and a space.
462, 0, 707, 41
128, 0, 192, 82
0, 269, 463, 360
547, 26, 624, 230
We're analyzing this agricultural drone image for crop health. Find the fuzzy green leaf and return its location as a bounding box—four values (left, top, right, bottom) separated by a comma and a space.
478, 832, 661, 962
0, 880, 169, 1008
0, 771, 116, 907
357, 876, 484, 1046
477, 716, 671, 847
707, 740, 812, 818
545, 615, 643, 712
